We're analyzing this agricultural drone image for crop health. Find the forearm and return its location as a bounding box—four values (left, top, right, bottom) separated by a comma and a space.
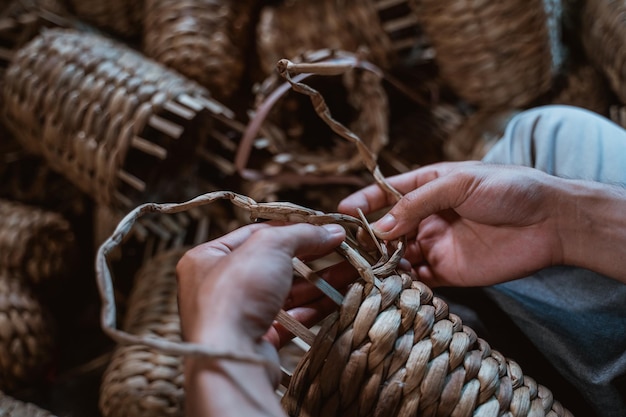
555, 178, 626, 283
185, 356, 286, 417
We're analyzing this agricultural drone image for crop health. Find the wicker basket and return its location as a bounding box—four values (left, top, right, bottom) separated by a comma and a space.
0, 391, 56, 417
549, 62, 613, 116
3, 28, 235, 209
0, 271, 55, 393
143, 0, 257, 101
0, 198, 75, 285
410, 0, 564, 109
256, 0, 423, 75
65, 0, 143, 38
581, 0, 626, 104
99, 249, 186, 417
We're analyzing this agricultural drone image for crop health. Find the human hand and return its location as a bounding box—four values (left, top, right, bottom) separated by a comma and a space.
339, 161, 565, 287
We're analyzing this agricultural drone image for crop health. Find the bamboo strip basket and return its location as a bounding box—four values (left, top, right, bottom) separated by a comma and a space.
409, 0, 564, 109
0, 271, 55, 393
256, 0, 423, 75
0, 198, 75, 285
95, 59, 573, 417
65, 0, 143, 38
2, 28, 235, 209
143, 0, 257, 101
581, 0, 626, 104
100, 249, 186, 417
0, 391, 56, 417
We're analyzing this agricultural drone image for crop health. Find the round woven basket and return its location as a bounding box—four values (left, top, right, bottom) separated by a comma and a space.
410, 0, 564, 109
100, 249, 186, 417
0, 391, 56, 417
0, 271, 55, 393
581, 0, 626, 104
3, 28, 234, 209
256, 0, 423, 75
548, 62, 613, 116
282, 276, 572, 417
65, 0, 143, 38
0, 198, 75, 285
143, 0, 257, 101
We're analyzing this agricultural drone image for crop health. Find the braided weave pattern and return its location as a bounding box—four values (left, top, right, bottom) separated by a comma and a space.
143, 0, 256, 100
100, 249, 185, 417
0, 199, 74, 284
410, 0, 563, 108
2, 29, 215, 208
0, 272, 55, 393
0, 391, 56, 417
283, 275, 573, 417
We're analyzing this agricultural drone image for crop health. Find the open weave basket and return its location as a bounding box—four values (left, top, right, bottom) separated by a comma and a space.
0, 391, 56, 417
409, 0, 564, 108
581, 0, 626, 104
256, 0, 423, 75
143, 0, 257, 101
0, 199, 75, 285
100, 249, 186, 417
64, 0, 143, 38
3, 28, 234, 209
0, 271, 55, 393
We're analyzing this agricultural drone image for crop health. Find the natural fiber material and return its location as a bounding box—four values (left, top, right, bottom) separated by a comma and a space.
410, 0, 564, 108
581, 0, 626, 104
65, 0, 143, 38
549, 62, 612, 116
0, 391, 56, 417
100, 249, 185, 417
143, 0, 256, 100
0, 271, 55, 392
3, 28, 233, 209
256, 0, 422, 75
0, 198, 75, 284
282, 277, 572, 417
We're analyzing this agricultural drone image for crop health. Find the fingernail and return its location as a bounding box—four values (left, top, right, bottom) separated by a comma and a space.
373, 214, 397, 233
322, 224, 345, 237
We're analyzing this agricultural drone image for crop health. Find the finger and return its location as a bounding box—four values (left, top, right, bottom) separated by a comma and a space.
337, 162, 463, 216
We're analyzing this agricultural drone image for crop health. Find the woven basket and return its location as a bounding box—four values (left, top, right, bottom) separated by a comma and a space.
549, 62, 613, 116
256, 0, 423, 75
410, 0, 564, 109
65, 0, 143, 38
3, 28, 235, 209
143, 0, 256, 101
0, 271, 55, 393
100, 249, 186, 417
581, 0, 626, 104
0, 198, 75, 285
0, 391, 56, 417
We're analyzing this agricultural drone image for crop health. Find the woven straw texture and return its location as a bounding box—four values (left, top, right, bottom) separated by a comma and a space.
410, 0, 564, 108
0, 199, 74, 285
549, 62, 612, 116
0, 271, 55, 393
143, 0, 256, 101
2, 28, 222, 209
100, 249, 185, 417
256, 0, 421, 75
0, 391, 56, 417
65, 0, 143, 38
581, 0, 626, 104
282, 276, 573, 417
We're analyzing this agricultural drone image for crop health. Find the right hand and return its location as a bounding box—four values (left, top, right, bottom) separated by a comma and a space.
339, 161, 566, 287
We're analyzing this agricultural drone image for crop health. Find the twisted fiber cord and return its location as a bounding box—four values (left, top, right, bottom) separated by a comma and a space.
100, 249, 186, 417
2, 29, 212, 207
0, 198, 75, 284
283, 276, 573, 417
581, 0, 626, 104
0, 390, 56, 417
143, 0, 256, 100
0, 271, 55, 392
410, 0, 561, 108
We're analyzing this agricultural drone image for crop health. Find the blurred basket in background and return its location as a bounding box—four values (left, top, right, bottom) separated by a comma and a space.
0, 391, 56, 417
143, 0, 257, 102
64, 0, 143, 38
410, 0, 565, 109
2, 28, 235, 209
